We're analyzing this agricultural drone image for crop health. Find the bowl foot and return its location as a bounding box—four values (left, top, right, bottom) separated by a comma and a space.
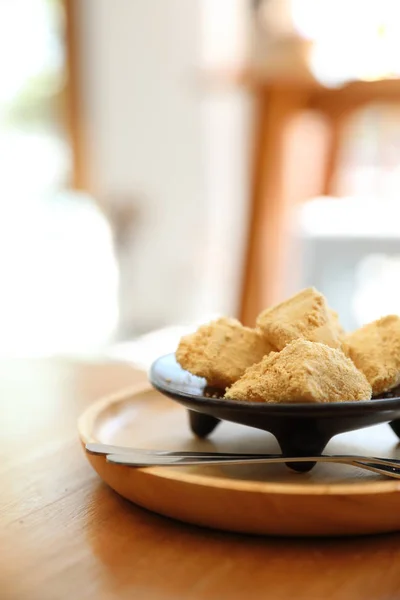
390, 420, 400, 439
188, 410, 220, 438
275, 431, 330, 472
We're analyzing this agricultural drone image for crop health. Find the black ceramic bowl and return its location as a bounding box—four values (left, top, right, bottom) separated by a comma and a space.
149, 353, 400, 471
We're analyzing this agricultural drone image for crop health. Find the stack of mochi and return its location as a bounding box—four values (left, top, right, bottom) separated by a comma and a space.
175, 287, 400, 404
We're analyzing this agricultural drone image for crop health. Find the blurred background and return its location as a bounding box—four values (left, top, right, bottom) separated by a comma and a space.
2, 0, 400, 363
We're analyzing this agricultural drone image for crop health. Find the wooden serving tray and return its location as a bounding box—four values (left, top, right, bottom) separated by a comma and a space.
78, 383, 400, 536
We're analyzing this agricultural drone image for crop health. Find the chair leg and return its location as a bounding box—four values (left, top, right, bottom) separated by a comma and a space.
322, 114, 347, 196
240, 86, 308, 326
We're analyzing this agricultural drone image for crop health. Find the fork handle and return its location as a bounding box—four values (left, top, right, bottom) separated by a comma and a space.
85, 443, 400, 468
105, 453, 400, 480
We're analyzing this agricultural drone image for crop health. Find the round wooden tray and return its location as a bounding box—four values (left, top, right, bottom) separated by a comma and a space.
78, 383, 400, 536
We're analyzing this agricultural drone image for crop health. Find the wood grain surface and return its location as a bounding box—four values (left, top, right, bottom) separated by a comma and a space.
2, 358, 400, 600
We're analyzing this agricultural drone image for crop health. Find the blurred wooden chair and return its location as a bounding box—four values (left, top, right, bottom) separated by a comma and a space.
230, 0, 400, 324
237, 67, 400, 326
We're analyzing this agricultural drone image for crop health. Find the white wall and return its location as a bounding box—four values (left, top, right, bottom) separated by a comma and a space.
78, 0, 253, 334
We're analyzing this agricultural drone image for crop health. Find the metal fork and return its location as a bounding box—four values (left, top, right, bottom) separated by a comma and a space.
86, 443, 400, 479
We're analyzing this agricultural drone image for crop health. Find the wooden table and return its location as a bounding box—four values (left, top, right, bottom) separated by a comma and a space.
2, 357, 400, 600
